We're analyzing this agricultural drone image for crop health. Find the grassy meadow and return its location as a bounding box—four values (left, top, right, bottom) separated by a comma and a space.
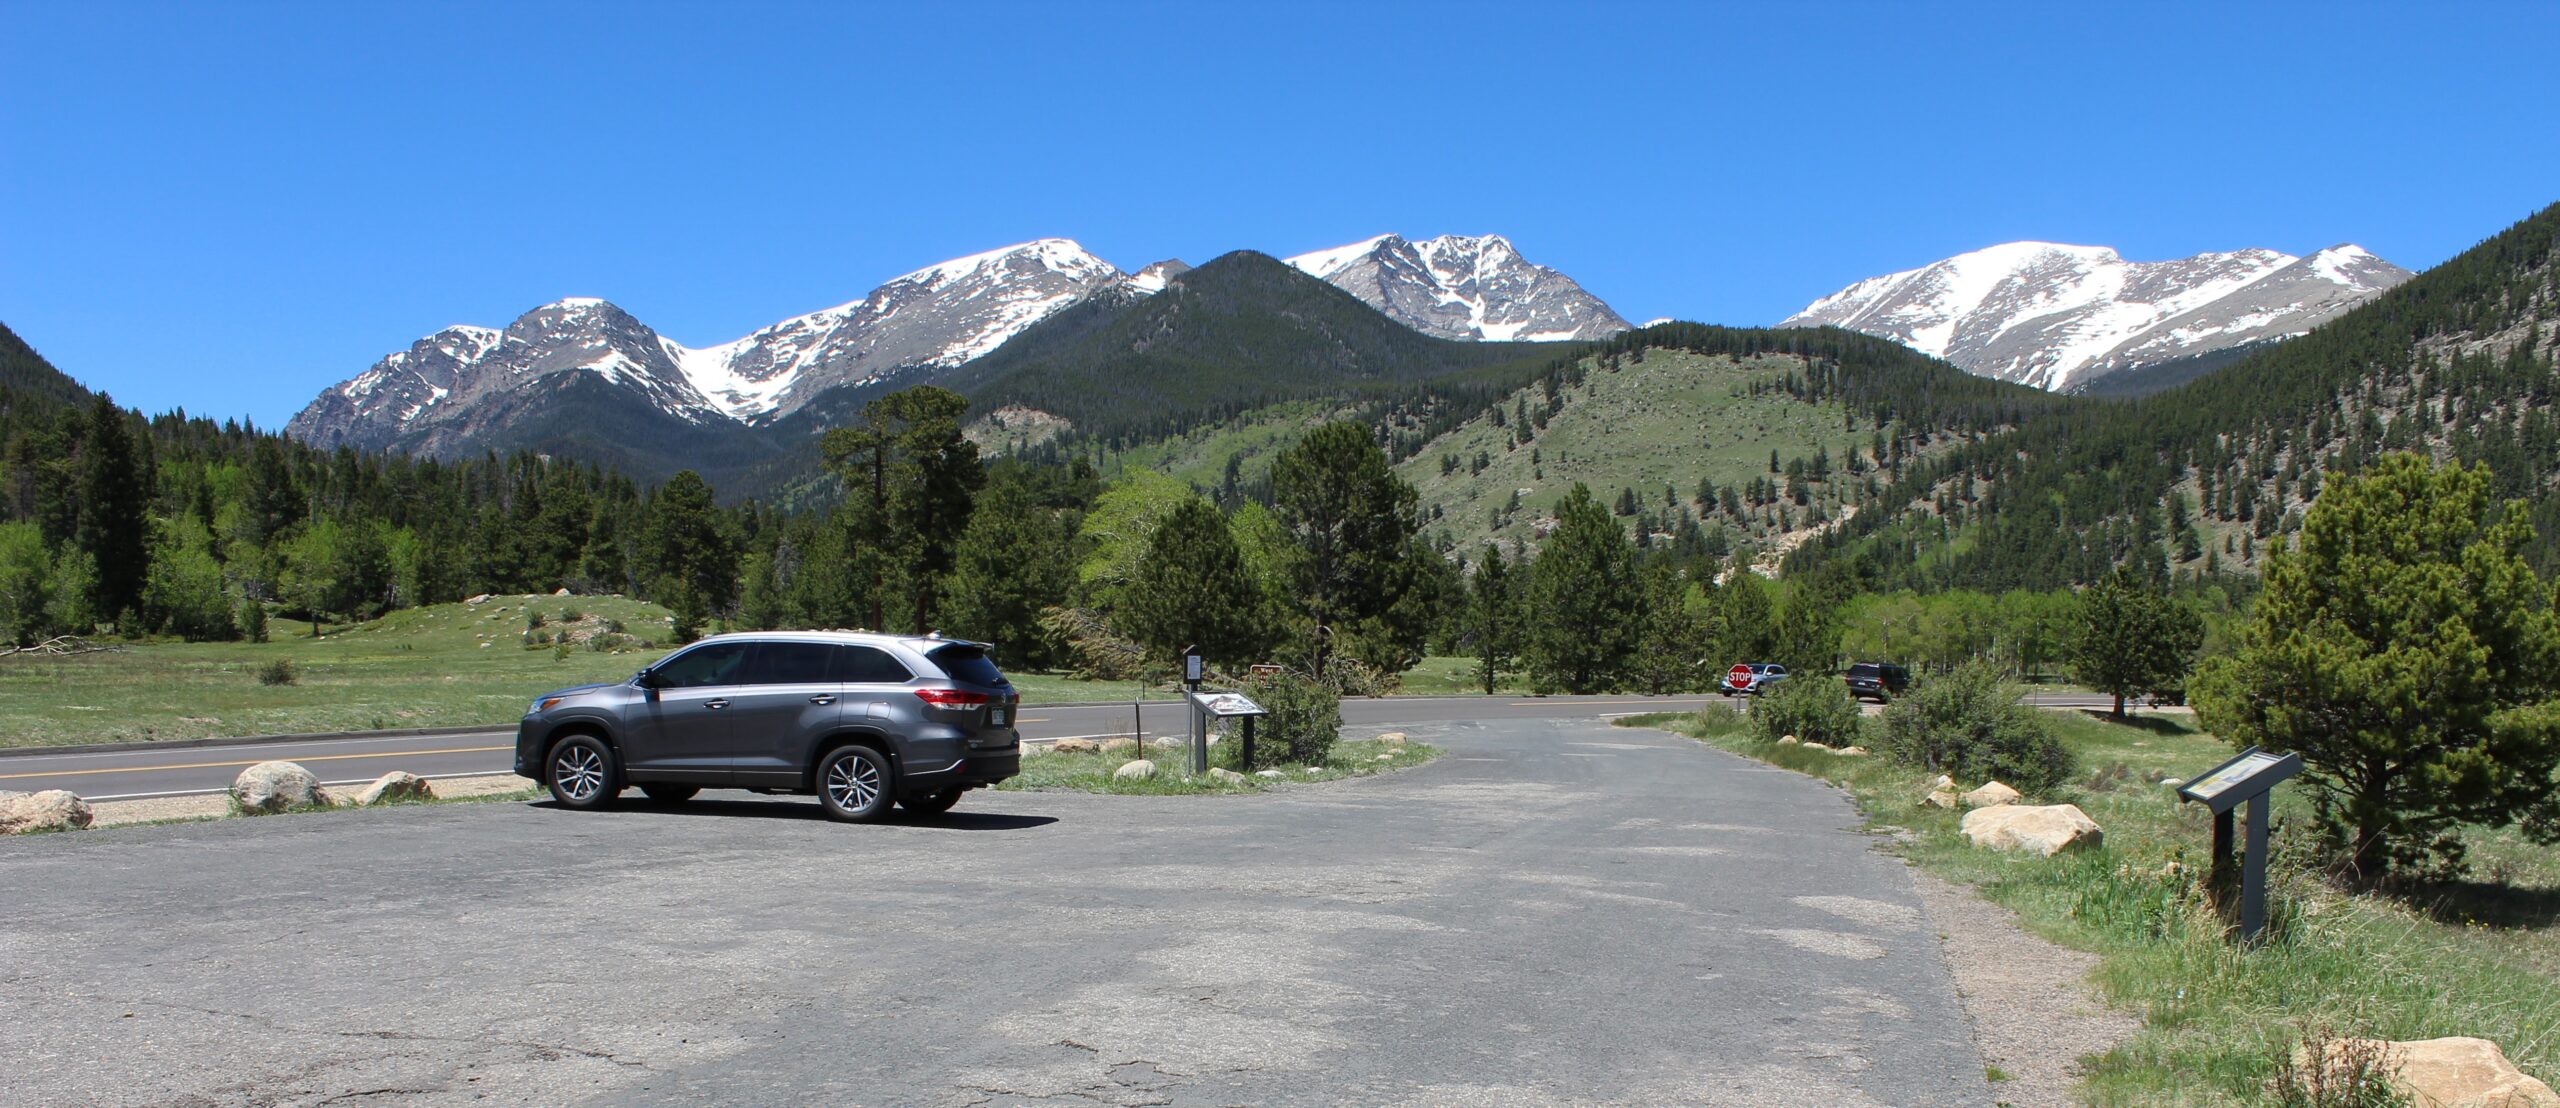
1623, 707, 2560, 1104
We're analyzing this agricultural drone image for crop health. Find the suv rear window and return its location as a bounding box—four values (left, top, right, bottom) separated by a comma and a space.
928, 644, 1007, 687
838, 646, 913, 684
1847, 664, 1882, 678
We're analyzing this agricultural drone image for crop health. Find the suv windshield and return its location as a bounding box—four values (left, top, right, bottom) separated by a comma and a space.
928, 644, 1007, 687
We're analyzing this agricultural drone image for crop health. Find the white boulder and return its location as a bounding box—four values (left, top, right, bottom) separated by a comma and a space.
1962, 781, 2022, 808
1961, 804, 2104, 857
1375, 732, 1409, 746
231, 761, 329, 814
1112, 759, 1157, 782
0, 790, 93, 834
353, 772, 433, 806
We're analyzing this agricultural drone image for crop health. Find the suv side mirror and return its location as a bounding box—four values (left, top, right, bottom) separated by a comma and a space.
633, 667, 658, 689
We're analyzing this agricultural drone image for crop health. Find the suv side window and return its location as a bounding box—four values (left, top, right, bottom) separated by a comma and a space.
747, 642, 838, 686
839, 645, 913, 684
652, 642, 750, 689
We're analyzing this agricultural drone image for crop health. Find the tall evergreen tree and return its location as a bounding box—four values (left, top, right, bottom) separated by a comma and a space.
1121, 498, 1268, 671
823, 386, 982, 633
76, 397, 150, 625
942, 472, 1077, 670
1271, 422, 1424, 676
1466, 545, 1519, 695
1523, 484, 1641, 693
643, 470, 736, 635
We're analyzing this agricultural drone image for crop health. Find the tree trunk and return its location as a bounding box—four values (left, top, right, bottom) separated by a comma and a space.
2112, 692, 2126, 717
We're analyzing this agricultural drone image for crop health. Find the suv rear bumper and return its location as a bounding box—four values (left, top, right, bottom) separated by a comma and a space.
901, 749, 1020, 795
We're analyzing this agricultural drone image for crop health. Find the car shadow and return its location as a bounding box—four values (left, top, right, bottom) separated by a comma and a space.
524, 796, 1058, 831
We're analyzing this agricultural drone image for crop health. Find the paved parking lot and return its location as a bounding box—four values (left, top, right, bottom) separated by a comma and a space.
0, 717, 1989, 1106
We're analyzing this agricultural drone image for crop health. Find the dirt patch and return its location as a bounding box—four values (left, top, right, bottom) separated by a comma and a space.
1910, 869, 2138, 1106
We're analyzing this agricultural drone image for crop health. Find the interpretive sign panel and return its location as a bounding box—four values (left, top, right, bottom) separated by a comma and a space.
1191, 691, 1267, 719
2177, 748, 2302, 814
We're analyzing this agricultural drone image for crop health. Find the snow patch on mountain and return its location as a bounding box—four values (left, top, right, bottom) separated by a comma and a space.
1285, 234, 1629, 342
1782, 241, 2413, 391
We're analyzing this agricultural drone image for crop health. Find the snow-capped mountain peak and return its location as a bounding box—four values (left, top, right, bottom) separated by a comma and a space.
1284, 233, 1629, 342
287, 240, 1126, 449
1782, 240, 2413, 391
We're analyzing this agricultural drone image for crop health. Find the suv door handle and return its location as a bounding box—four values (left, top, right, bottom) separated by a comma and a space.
703, 698, 730, 710
808, 695, 837, 705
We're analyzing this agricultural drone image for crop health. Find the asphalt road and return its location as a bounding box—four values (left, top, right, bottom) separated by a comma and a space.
0, 714, 1991, 1106
0, 691, 2127, 802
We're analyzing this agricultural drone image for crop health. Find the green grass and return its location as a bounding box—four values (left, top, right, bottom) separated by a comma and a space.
1621, 707, 2560, 1106
996, 737, 1439, 795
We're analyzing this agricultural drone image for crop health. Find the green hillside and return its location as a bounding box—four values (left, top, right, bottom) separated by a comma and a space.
1397, 349, 1881, 557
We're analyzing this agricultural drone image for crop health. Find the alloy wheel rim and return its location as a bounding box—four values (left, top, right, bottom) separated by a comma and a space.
827, 755, 880, 811
555, 746, 603, 801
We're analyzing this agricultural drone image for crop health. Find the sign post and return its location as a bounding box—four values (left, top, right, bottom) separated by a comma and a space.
1187, 690, 1270, 776
2175, 746, 2303, 942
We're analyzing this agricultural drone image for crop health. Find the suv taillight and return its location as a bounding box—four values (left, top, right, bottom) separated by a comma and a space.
915, 688, 990, 708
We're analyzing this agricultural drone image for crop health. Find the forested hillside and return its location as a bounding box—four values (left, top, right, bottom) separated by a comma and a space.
1793, 201, 2560, 589
0, 323, 738, 645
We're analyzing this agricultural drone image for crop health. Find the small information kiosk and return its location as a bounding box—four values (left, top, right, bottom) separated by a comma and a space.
2175, 745, 2304, 941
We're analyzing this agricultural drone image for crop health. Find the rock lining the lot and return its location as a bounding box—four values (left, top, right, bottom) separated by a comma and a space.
1100, 738, 1138, 756
1375, 732, 1408, 746
2297, 1036, 2560, 1108
1112, 759, 1157, 781
1962, 781, 2021, 808
229, 761, 329, 814
353, 772, 434, 806
1051, 739, 1100, 754
1207, 768, 1246, 784
1961, 804, 2104, 857
0, 790, 93, 834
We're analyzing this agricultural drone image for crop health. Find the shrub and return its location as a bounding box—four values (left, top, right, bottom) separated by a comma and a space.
1877, 662, 2073, 790
560, 607, 585, 623
526, 610, 547, 630
1228, 672, 1341, 769
1692, 701, 1747, 736
256, 658, 297, 686
1750, 674, 1863, 747
2267, 1023, 2405, 1108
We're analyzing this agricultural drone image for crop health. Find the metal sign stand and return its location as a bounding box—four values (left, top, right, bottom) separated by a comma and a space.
1187, 688, 1270, 777
1183, 653, 1204, 775
2176, 746, 2304, 942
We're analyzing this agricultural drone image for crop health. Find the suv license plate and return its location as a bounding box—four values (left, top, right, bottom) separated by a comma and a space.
990, 709, 1008, 725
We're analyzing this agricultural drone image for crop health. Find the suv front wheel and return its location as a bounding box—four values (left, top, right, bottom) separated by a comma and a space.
547, 735, 622, 810
816, 744, 895, 823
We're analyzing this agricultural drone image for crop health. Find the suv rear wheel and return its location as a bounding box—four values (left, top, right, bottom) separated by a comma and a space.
546, 735, 621, 810
816, 744, 894, 823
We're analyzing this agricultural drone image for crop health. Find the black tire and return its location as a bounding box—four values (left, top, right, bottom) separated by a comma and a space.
546, 735, 621, 810
639, 784, 699, 805
901, 788, 963, 817
814, 744, 895, 823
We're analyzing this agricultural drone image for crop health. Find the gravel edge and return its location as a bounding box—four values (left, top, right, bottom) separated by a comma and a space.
1909, 867, 2141, 1107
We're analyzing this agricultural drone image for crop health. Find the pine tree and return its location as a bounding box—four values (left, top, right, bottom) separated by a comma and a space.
822, 386, 983, 633
942, 473, 1077, 670
1121, 499, 1268, 671
643, 470, 736, 622
2070, 568, 2204, 716
1271, 422, 1423, 676
1522, 484, 1641, 693
1466, 545, 1519, 695
76, 397, 150, 627
2192, 455, 2560, 880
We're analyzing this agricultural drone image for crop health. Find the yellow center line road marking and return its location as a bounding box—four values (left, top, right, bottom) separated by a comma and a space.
0, 745, 513, 781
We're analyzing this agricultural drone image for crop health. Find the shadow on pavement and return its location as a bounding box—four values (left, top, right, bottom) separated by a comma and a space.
524, 796, 1058, 831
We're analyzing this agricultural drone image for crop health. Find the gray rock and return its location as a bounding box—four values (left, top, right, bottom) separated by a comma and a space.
1112, 759, 1157, 782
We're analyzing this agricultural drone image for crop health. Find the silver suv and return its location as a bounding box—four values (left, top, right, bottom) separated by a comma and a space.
512, 631, 1022, 822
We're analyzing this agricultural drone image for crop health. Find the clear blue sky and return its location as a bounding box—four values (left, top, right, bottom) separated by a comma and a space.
5, 2, 2555, 428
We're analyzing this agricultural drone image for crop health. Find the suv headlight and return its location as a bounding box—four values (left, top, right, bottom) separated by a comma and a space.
530, 696, 566, 716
